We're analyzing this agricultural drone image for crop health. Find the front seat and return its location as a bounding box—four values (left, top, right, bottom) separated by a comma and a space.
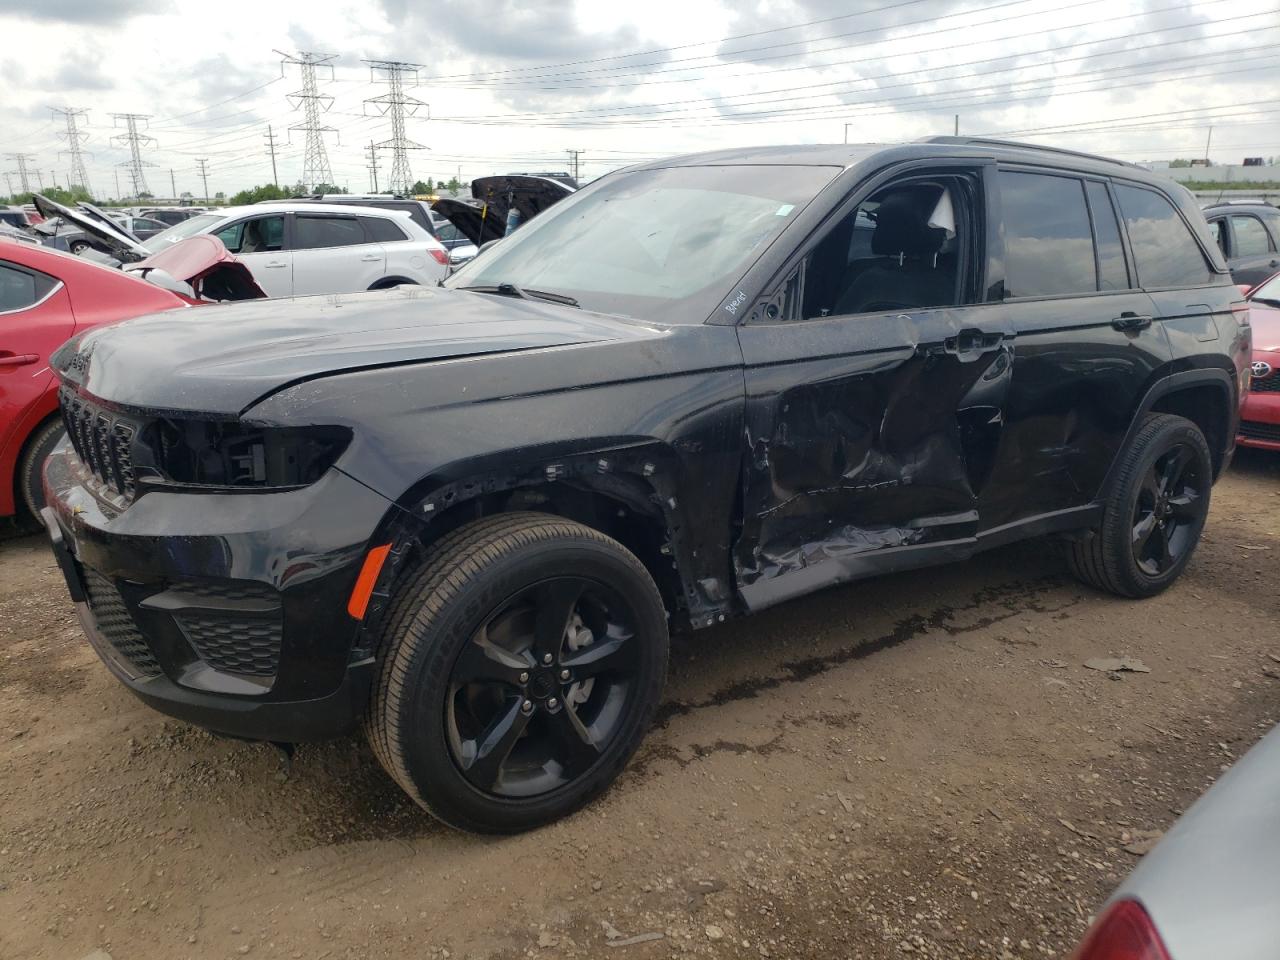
240, 220, 265, 253
834, 191, 953, 315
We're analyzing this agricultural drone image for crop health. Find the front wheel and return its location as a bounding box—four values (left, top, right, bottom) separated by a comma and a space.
18, 420, 65, 527
1067, 413, 1213, 598
364, 513, 669, 833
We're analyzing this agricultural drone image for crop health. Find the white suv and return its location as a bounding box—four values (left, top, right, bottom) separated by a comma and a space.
143, 203, 449, 297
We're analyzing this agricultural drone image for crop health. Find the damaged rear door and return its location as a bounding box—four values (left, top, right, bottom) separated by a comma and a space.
733, 161, 1010, 611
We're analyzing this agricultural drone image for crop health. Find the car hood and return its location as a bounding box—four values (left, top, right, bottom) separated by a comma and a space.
32, 194, 150, 262
52, 284, 656, 416
434, 174, 577, 246
1248, 299, 1280, 352
124, 234, 267, 300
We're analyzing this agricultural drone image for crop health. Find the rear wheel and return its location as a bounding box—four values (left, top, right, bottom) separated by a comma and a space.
364, 513, 669, 833
17, 420, 65, 527
1067, 413, 1212, 597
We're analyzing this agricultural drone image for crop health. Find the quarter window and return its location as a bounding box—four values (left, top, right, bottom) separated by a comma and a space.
999, 171, 1095, 298
1231, 215, 1273, 257
1113, 185, 1211, 288
293, 216, 366, 250
1085, 181, 1129, 291
0, 263, 55, 312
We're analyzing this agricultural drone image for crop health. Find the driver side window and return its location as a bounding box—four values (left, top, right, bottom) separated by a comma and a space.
790, 176, 973, 320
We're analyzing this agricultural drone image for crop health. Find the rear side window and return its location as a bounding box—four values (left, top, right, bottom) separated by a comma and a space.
293, 216, 366, 250
999, 171, 1095, 297
1231, 215, 1273, 257
361, 216, 407, 243
1113, 185, 1212, 288
0, 263, 56, 312
1209, 218, 1228, 255
1084, 182, 1129, 291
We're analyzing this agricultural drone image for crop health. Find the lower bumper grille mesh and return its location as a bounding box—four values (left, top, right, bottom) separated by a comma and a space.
83, 570, 160, 677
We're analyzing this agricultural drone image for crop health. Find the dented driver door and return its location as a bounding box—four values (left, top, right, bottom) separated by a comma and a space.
733, 302, 1013, 611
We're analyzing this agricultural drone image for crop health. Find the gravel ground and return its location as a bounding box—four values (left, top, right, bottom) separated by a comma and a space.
1, 449, 1278, 960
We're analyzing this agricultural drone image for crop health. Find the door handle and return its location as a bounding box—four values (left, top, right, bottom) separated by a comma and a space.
943, 329, 1003, 359
1111, 312, 1153, 332
0, 353, 39, 367
359, 255, 381, 262
262, 261, 287, 268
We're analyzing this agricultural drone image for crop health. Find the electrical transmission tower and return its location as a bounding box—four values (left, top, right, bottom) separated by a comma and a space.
4, 153, 36, 194
110, 113, 156, 197
277, 50, 338, 191
363, 60, 428, 195
51, 107, 93, 194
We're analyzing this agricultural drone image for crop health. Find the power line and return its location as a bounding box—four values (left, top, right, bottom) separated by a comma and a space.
278, 49, 338, 190
363, 59, 428, 195
110, 113, 156, 197
51, 107, 93, 195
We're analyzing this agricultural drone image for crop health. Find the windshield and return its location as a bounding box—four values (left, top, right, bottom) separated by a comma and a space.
146, 213, 223, 248
445, 164, 838, 322
1252, 272, 1280, 304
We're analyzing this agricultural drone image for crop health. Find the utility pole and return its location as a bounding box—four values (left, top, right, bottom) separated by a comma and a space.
954, 114, 960, 136
843, 123, 851, 144
366, 141, 380, 192
34, 169, 44, 191
363, 59, 428, 195
113, 168, 121, 199
195, 158, 210, 202
169, 168, 177, 198
110, 113, 156, 197
277, 50, 338, 191
4, 153, 36, 194
51, 107, 93, 195
264, 125, 280, 188
1204, 126, 1214, 166
566, 149, 584, 181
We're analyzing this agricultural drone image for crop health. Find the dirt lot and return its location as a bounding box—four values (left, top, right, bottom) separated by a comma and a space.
2, 450, 1278, 960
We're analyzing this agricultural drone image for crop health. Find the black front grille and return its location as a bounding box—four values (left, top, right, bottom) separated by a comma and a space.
1251, 375, 1280, 394
1240, 420, 1280, 442
59, 387, 138, 501
83, 570, 160, 677
168, 580, 283, 678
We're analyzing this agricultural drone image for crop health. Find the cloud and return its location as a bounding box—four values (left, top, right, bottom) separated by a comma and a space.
51, 59, 111, 90
0, 0, 157, 26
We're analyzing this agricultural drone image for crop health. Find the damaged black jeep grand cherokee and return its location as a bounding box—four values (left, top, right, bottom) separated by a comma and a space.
43, 139, 1250, 833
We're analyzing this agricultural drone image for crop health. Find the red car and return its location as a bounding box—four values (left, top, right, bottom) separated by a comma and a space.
1, 232, 264, 527
1240, 271, 1280, 451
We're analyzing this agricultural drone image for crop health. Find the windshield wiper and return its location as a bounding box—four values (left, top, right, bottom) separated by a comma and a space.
1252, 297, 1280, 308
460, 283, 580, 308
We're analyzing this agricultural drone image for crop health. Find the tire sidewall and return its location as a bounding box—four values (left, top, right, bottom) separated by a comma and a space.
392, 537, 668, 833
19, 421, 65, 523
1111, 420, 1212, 595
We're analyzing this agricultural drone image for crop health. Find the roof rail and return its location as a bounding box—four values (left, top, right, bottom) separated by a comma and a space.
920, 136, 1141, 169
1202, 198, 1276, 208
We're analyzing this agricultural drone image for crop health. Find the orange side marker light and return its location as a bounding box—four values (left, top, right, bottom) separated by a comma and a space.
348, 543, 392, 620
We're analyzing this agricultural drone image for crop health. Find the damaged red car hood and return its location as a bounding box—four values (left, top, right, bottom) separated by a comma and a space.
125, 234, 267, 300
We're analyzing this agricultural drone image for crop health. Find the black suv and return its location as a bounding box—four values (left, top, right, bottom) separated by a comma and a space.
1203, 201, 1280, 287
42, 139, 1250, 833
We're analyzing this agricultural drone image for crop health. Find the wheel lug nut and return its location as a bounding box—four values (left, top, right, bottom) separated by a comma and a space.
548, 698, 559, 710
521, 700, 533, 714
519, 671, 530, 684
542, 653, 554, 665
560, 669, 570, 681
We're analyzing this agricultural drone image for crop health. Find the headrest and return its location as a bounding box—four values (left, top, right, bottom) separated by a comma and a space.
870, 190, 948, 257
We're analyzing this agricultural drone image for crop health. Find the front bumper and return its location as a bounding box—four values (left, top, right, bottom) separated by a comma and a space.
1240, 353, 1280, 451
42, 443, 396, 741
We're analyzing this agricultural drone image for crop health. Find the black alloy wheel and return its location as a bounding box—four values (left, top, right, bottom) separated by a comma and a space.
1130, 443, 1206, 577
446, 576, 640, 798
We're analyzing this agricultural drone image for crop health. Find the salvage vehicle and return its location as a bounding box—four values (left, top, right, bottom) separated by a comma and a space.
1238, 270, 1280, 450
268, 193, 442, 239
1068, 722, 1280, 960
1, 234, 263, 525
431, 173, 577, 249
42, 139, 1249, 833
1204, 201, 1280, 287
143, 202, 449, 296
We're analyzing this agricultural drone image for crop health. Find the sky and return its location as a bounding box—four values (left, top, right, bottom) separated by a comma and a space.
1, 0, 1277, 199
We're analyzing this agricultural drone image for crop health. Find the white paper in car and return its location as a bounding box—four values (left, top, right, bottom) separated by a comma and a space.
928, 189, 956, 239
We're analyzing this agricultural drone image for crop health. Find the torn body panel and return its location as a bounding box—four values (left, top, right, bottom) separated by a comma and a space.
734, 304, 1012, 610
